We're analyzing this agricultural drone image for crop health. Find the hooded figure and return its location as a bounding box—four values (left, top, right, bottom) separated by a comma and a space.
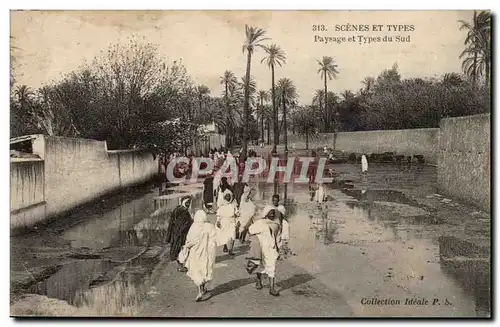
183, 210, 218, 302
361, 154, 369, 173
166, 195, 193, 272
315, 183, 326, 207
216, 177, 233, 209
247, 205, 282, 296
216, 191, 239, 255
238, 188, 256, 243
203, 171, 215, 212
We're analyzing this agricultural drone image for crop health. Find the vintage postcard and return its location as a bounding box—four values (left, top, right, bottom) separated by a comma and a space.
9, 10, 491, 318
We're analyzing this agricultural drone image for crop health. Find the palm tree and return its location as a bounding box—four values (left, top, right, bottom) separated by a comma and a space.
275, 78, 297, 154
312, 89, 325, 110
220, 70, 238, 147
459, 11, 491, 86
196, 84, 210, 123
340, 90, 355, 101
443, 73, 465, 87
261, 44, 286, 150
293, 106, 318, 150
242, 25, 269, 157
317, 56, 339, 132
240, 75, 257, 107
264, 105, 272, 145
14, 85, 34, 110
256, 90, 270, 143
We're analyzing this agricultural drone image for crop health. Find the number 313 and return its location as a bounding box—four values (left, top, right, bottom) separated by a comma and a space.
312, 25, 327, 31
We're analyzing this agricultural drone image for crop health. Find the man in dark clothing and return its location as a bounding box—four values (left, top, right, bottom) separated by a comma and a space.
203, 173, 215, 213
166, 195, 193, 272
233, 175, 248, 209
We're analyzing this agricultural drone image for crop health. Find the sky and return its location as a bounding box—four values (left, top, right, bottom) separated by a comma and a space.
11, 10, 473, 104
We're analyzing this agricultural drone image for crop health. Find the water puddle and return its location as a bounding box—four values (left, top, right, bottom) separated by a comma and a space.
13, 164, 490, 317
341, 189, 419, 207
440, 257, 490, 317
28, 259, 118, 305
16, 182, 206, 314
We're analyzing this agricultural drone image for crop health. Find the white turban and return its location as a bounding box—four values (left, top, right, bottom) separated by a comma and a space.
193, 210, 207, 223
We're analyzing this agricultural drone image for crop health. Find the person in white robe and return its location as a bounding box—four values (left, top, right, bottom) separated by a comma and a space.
216, 177, 233, 209
269, 194, 288, 248
181, 210, 217, 302
216, 191, 239, 255
314, 183, 327, 209
361, 154, 369, 173
238, 188, 256, 243
247, 206, 281, 296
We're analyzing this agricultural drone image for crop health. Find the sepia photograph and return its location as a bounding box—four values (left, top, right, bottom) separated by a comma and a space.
9, 9, 491, 318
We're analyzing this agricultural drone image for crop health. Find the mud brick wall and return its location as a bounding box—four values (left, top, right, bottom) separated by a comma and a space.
438, 114, 490, 212
43, 136, 158, 218
288, 128, 439, 163
10, 160, 46, 229
10, 135, 158, 228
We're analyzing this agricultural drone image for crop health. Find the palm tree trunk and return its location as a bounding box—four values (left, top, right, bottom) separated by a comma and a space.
260, 98, 264, 142
473, 10, 478, 87
282, 93, 288, 154
225, 83, 231, 147
324, 74, 328, 133
486, 57, 490, 87
198, 96, 202, 124
305, 129, 309, 150
271, 64, 278, 149
242, 51, 252, 157
267, 118, 271, 145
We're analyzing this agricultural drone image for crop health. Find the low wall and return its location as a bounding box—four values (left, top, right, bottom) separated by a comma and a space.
438, 114, 490, 212
191, 133, 226, 154
10, 160, 46, 229
44, 136, 158, 218
10, 135, 158, 228
289, 128, 439, 163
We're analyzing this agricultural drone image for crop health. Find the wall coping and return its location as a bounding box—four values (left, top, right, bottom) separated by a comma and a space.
440, 113, 490, 123
10, 158, 44, 163
107, 148, 155, 154
318, 128, 439, 134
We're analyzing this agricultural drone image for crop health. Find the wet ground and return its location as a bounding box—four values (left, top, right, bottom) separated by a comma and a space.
10, 157, 491, 317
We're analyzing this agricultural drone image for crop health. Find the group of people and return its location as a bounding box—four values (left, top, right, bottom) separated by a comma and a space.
165, 182, 290, 302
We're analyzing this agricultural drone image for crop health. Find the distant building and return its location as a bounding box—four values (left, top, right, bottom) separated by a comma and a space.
199, 122, 218, 134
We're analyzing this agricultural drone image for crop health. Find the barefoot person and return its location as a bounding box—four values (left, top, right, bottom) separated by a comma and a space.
247, 206, 282, 296
216, 192, 239, 255
166, 196, 193, 272
268, 194, 290, 258
238, 188, 256, 243
181, 210, 218, 302
216, 177, 234, 209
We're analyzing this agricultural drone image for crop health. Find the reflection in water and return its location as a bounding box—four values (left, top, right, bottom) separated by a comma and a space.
18, 162, 490, 317
29, 260, 118, 305
30, 184, 205, 314
284, 183, 288, 204
438, 236, 491, 316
